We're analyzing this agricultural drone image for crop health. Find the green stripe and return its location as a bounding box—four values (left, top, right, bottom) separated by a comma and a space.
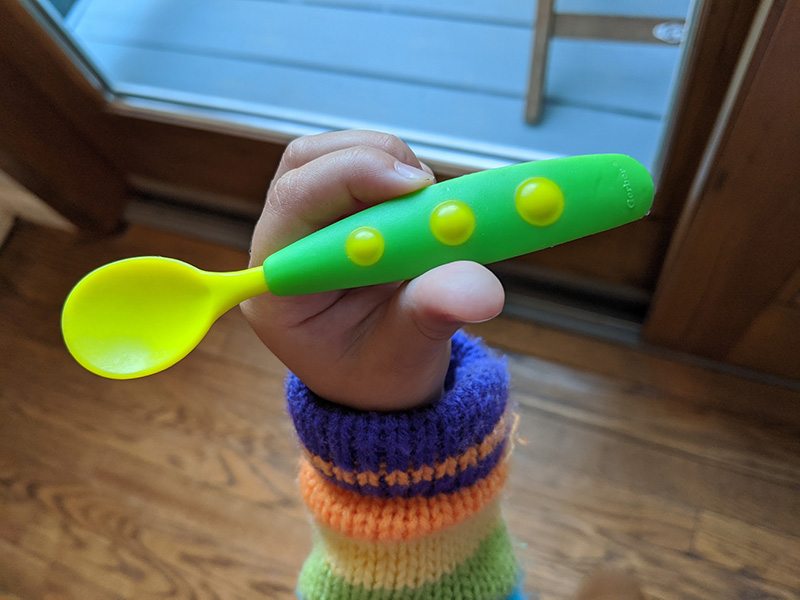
298, 523, 518, 600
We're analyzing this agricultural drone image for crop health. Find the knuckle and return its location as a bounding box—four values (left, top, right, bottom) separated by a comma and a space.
372, 132, 410, 158
268, 170, 307, 212
331, 145, 388, 180
347, 144, 384, 166
413, 316, 453, 343
281, 137, 310, 170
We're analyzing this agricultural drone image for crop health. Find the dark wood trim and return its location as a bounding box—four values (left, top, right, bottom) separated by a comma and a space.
0, 61, 127, 233
516, 0, 761, 293
643, 0, 800, 362
110, 114, 283, 205
644, 0, 761, 282
0, 1, 127, 232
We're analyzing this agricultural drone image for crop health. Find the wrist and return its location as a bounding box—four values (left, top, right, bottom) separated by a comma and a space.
298, 340, 453, 411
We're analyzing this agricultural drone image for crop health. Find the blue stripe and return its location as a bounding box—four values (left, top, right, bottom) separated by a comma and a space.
507, 586, 528, 600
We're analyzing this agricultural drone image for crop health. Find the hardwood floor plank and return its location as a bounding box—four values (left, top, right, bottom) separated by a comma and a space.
0, 358, 296, 509
505, 459, 697, 554
0, 407, 308, 595
2, 221, 799, 599
1, 453, 303, 599
0, 537, 115, 600
466, 318, 800, 425
506, 352, 800, 487
510, 504, 796, 600
693, 511, 800, 592
510, 401, 800, 538
0, 337, 305, 523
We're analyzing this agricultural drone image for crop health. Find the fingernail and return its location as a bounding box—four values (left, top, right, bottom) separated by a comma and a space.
395, 161, 434, 182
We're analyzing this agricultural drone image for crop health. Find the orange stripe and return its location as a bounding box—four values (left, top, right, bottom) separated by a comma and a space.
305, 410, 511, 488
298, 457, 508, 542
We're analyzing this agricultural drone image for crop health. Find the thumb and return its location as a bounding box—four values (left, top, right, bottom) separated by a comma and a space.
368, 261, 505, 408
397, 261, 506, 340
312, 262, 504, 412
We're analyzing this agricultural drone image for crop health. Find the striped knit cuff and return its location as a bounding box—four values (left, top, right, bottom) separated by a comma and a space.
285, 331, 521, 600
286, 330, 511, 499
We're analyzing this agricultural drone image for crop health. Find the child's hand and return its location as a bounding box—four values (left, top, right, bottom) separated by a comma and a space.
241, 131, 505, 411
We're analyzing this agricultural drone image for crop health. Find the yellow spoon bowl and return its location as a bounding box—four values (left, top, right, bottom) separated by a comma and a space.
61, 257, 268, 379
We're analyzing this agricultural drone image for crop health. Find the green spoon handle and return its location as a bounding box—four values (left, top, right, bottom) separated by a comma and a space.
262, 154, 653, 296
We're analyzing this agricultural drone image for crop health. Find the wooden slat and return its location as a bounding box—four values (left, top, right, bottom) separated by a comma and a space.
72, 0, 680, 114
552, 15, 685, 44
73, 41, 664, 168
524, 0, 555, 124
555, 0, 689, 19
283, 0, 690, 22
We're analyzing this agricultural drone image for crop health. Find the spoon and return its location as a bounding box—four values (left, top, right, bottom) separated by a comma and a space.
61, 258, 267, 379
62, 153, 654, 379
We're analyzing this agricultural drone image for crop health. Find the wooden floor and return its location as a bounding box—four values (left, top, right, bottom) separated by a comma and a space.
1, 221, 799, 600
62, 0, 688, 169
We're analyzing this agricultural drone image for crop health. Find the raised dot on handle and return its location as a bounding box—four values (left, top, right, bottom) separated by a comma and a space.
515, 177, 564, 226
345, 227, 385, 266
430, 201, 476, 246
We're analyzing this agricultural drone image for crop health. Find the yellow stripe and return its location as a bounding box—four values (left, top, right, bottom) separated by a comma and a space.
306, 409, 511, 488
315, 501, 504, 590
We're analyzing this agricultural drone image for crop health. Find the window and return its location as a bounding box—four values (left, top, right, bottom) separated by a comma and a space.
39, 0, 693, 172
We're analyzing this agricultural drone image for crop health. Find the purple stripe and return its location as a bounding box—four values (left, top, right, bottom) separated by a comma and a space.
286, 331, 509, 475
312, 438, 507, 498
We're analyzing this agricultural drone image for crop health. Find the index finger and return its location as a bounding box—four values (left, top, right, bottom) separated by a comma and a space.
272, 130, 426, 184
251, 145, 434, 264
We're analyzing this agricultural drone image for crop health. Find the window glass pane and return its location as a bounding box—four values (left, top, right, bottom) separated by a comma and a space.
36, 0, 694, 170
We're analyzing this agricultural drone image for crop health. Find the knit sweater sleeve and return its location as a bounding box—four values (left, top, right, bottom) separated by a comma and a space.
285, 330, 524, 600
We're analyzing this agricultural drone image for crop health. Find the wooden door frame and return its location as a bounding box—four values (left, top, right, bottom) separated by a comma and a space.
642, 0, 800, 376
0, 0, 759, 296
